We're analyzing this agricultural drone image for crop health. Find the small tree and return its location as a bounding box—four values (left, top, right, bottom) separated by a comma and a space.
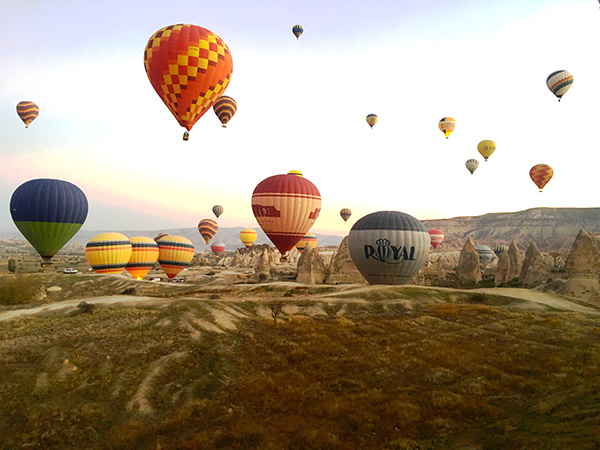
7, 259, 16, 274
270, 302, 283, 326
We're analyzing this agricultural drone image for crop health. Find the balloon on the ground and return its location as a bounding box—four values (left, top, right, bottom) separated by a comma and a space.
348, 211, 430, 285
366, 114, 378, 128
438, 117, 456, 139
143, 24, 233, 138
251, 170, 321, 256
428, 229, 444, 249
16, 101, 39, 128
126, 236, 159, 280
157, 235, 195, 279
213, 96, 237, 127
10, 179, 88, 264
239, 228, 257, 247
340, 208, 352, 222
212, 205, 224, 218
476, 245, 495, 265
198, 218, 218, 243
295, 233, 317, 253
292, 25, 303, 39
477, 140, 496, 161
154, 233, 169, 242
211, 242, 225, 258
466, 159, 479, 175
494, 245, 509, 256
547, 70, 573, 101
530, 164, 553, 192
86, 233, 132, 274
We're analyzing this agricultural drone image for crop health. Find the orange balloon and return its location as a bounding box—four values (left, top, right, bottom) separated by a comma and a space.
251, 171, 321, 255
529, 164, 553, 192
144, 24, 233, 133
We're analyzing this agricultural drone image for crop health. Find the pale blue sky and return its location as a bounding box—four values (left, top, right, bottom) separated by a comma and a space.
0, 0, 596, 237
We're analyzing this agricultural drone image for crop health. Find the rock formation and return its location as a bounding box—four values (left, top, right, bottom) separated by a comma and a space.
296, 245, 328, 284
253, 248, 272, 282
494, 249, 510, 286
507, 240, 522, 282
456, 236, 481, 284
519, 241, 554, 287
560, 229, 600, 305
325, 236, 367, 285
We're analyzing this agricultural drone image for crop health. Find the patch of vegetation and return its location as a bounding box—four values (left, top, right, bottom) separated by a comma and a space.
0, 275, 43, 306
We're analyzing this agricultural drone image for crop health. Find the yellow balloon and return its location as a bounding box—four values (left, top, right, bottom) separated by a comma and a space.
477, 140, 496, 161
126, 236, 159, 280
240, 228, 257, 248
438, 117, 456, 139
85, 233, 132, 274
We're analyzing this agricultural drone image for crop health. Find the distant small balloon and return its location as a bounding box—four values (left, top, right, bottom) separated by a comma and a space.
494, 245, 509, 256
213, 96, 237, 127
530, 164, 553, 192
366, 114, 378, 129
438, 117, 456, 139
198, 219, 218, 243
428, 229, 444, 249
16, 101, 39, 128
477, 140, 496, 162
292, 25, 303, 39
547, 70, 573, 101
212, 205, 224, 219
295, 233, 317, 253
239, 228, 257, 248
340, 208, 352, 222
211, 242, 226, 258
466, 159, 479, 175
476, 245, 495, 265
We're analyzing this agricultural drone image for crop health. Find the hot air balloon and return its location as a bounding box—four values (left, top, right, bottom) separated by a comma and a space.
240, 228, 257, 248
154, 233, 169, 242
251, 170, 321, 256
348, 211, 430, 285
213, 96, 237, 127
85, 233, 132, 274
212, 205, 224, 219
295, 233, 317, 253
438, 117, 456, 139
477, 140, 496, 162
494, 245, 509, 257
340, 208, 352, 222
16, 101, 39, 128
211, 242, 225, 258
126, 236, 159, 280
547, 70, 573, 101
143, 24, 233, 140
198, 219, 218, 243
366, 114, 378, 129
157, 235, 195, 279
10, 179, 88, 266
428, 229, 444, 249
292, 25, 303, 39
530, 164, 553, 192
466, 159, 479, 175
476, 245, 495, 265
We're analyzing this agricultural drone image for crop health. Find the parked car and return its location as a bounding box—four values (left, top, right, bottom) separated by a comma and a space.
171, 277, 186, 282
62, 268, 78, 274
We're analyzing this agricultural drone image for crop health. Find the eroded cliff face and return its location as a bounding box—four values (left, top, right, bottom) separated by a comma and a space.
422, 207, 600, 252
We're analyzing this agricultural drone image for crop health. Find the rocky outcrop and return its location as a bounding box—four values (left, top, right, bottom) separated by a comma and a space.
253, 249, 272, 282
494, 249, 510, 286
296, 245, 328, 284
519, 242, 554, 287
507, 241, 522, 282
456, 237, 481, 284
325, 236, 367, 285
560, 229, 600, 305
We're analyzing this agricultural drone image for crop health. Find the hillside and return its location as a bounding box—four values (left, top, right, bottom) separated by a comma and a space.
422, 207, 600, 252
0, 271, 599, 449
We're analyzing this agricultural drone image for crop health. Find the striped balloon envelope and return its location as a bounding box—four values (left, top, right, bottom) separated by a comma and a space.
340, 208, 352, 222
10, 179, 88, 264
428, 229, 444, 249
143, 24, 233, 137
292, 24, 303, 39
466, 159, 479, 175
213, 96, 237, 127
476, 245, 495, 265
157, 235, 195, 279
348, 211, 430, 285
546, 70, 573, 101
86, 233, 132, 274
198, 218, 218, 243
212, 204, 224, 218
530, 164, 553, 192
438, 117, 456, 138
251, 170, 321, 256
211, 242, 225, 258
295, 232, 317, 253
494, 245, 509, 256
239, 228, 257, 248
126, 236, 159, 280
16, 101, 39, 128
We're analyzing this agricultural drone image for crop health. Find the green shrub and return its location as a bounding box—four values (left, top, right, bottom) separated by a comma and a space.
0, 275, 43, 305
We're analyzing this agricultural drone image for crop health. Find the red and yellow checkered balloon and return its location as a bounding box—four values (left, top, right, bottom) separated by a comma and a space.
144, 24, 233, 133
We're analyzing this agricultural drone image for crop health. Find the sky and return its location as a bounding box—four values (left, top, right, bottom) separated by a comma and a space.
1, 0, 598, 239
